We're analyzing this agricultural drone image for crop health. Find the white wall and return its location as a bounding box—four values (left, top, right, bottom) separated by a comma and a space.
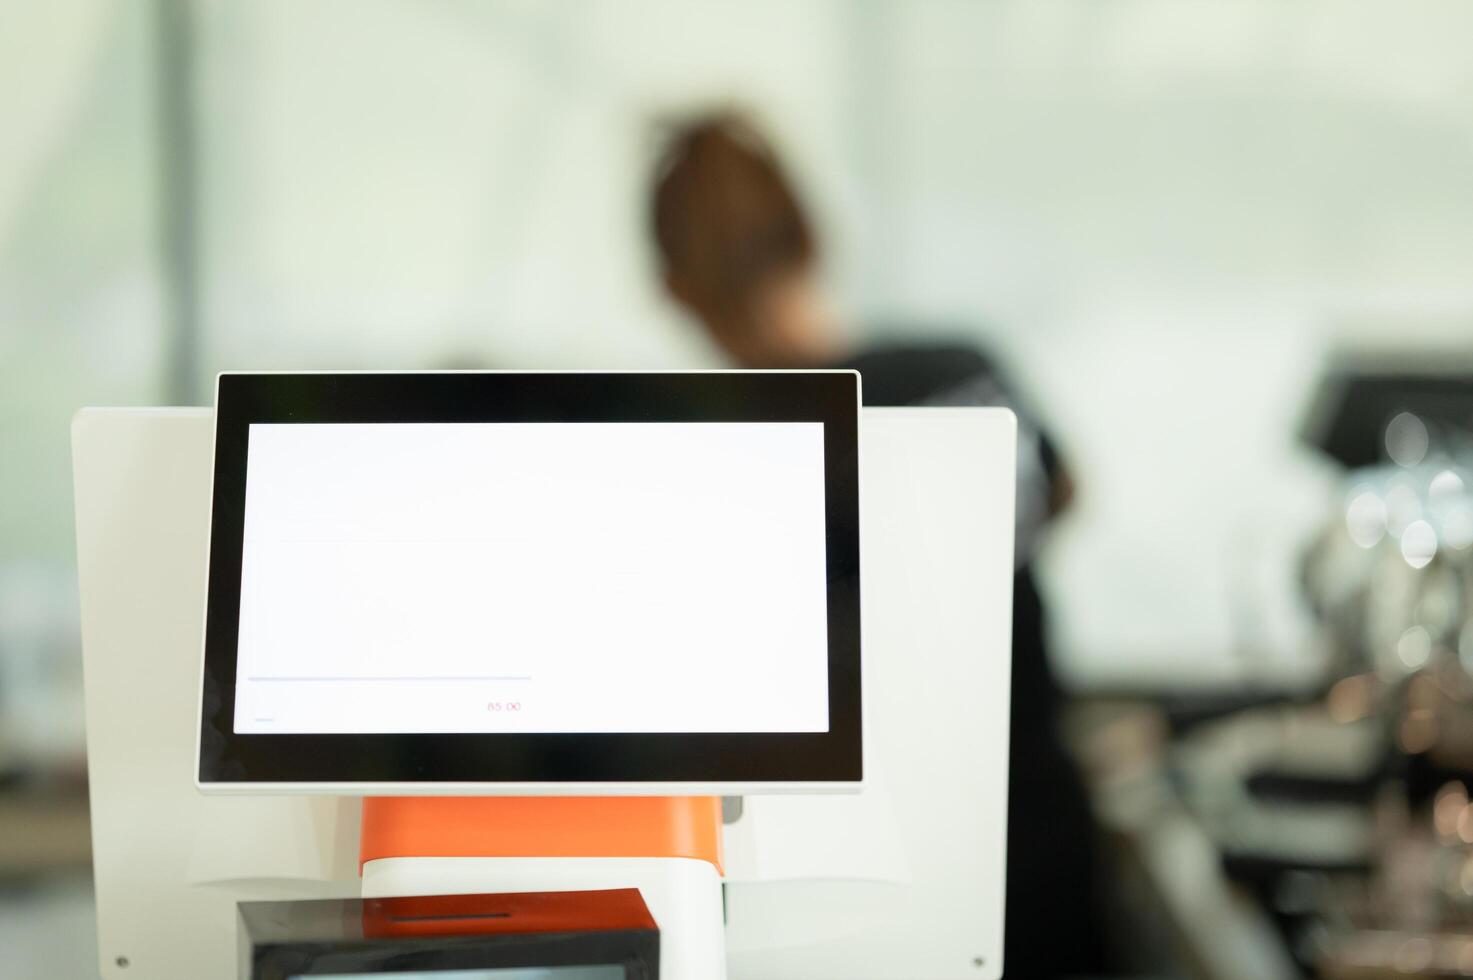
189, 1, 1473, 685
0, 1, 161, 761
880, 2, 1473, 684
7, 1, 1473, 717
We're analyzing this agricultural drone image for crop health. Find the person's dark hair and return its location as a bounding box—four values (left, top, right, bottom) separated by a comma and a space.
650, 111, 816, 312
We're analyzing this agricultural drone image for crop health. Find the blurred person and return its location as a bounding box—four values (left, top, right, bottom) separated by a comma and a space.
650, 111, 1108, 977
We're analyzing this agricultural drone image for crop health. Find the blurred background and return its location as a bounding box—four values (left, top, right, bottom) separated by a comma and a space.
7, 1, 1473, 976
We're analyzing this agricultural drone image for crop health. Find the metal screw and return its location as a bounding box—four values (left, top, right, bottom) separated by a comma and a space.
116, 956, 130, 969
972, 956, 985, 968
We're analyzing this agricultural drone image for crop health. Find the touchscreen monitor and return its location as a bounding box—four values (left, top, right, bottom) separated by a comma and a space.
197, 372, 860, 791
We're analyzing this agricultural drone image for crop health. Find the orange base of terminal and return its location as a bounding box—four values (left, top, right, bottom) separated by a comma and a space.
360, 796, 725, 875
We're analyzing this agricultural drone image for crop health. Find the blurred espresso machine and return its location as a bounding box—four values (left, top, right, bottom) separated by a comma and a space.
1296, 356, 1473, 978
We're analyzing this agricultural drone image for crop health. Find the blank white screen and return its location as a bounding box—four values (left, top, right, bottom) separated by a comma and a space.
233, 422, 829, 734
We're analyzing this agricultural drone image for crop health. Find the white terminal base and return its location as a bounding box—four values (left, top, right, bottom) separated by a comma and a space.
361, 856, 726, 979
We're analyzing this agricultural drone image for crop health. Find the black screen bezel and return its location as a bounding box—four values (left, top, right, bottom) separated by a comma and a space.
199, 371, 860, 786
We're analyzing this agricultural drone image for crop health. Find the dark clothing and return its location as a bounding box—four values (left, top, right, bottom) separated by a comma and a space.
836, 342, 1109, 978
845, 344, 1061, 567
842, 343, 1063, 483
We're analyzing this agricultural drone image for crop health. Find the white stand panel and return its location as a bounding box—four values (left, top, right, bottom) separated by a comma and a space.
724, 408, 1015, 979
74, 406, 1015, 980
73, 409, 363, 980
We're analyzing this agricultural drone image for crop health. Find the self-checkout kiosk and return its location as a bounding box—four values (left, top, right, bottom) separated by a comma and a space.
73, 371, 1016, 979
